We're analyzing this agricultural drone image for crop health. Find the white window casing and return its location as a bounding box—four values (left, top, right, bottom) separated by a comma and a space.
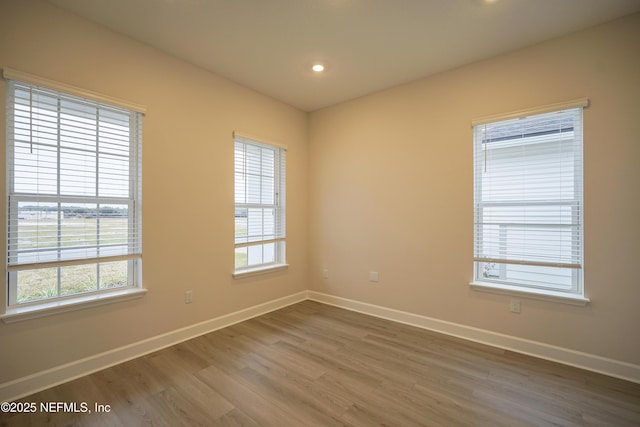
4, 71, 143, 313
472, 100, 588, 301
233, 132, 286, 276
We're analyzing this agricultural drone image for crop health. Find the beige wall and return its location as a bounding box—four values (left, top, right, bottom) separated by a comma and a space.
0, 0, 308, 383
308, 13, 640, 365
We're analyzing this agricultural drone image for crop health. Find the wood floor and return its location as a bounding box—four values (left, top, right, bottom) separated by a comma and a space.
2, 300, 640, 426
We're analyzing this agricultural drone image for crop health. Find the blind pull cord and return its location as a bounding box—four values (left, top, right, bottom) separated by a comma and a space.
29, 87, 33, 154
483, 124, 487, 173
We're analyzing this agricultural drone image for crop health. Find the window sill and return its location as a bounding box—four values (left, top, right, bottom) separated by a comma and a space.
469, 281, 590, 306
233, 264, 289, 279
0, 288, 148, 323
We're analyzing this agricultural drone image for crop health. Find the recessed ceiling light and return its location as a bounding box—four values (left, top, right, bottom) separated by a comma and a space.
312, 64, 325, 72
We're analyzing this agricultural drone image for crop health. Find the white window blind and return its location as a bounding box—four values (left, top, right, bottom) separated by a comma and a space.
234, 134, 286, 271
6, 78, 142, 305
473, 106, 584, 294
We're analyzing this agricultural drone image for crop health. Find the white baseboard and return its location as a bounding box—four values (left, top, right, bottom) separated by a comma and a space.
307, 291, 640, 384
3, 289, 638, 402
0, 291, 308, 402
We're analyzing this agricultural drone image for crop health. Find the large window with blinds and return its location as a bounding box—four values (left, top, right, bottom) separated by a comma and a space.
473, 104, 584, 296
234, 134, 286, 273
6, 78, 142, 306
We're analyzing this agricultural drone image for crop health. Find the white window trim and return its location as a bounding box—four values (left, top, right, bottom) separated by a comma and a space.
1, 288, 147, 323
3, 70, 145, 317
469, 281, 590, 306
232, 263, 289, 279
233, 132, 287, 275
233, 131, 287, 150
471, 98, 588, 126
471, 99, 589, 303
2, 68, 146, 114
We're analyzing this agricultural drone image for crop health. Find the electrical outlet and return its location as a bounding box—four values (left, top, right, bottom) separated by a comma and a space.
369, 271, 379, 282
322, 269, 329, 279
509, 299, 521, 314
185, 290, 193, 304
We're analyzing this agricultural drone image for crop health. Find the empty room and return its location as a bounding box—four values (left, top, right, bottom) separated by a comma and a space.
1, 0, 639, 425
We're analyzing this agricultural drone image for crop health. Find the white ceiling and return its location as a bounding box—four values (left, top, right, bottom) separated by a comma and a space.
48, 0, 640, 112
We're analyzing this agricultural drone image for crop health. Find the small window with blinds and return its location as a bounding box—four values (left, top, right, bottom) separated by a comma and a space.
473, 105, 584, 296
234, 134, 286, 273
6, 79, 142, 306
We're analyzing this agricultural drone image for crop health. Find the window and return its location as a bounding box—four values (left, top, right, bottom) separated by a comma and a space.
234, 133, 286, 274
5, 76, 142, 308
472, 102, 586, 298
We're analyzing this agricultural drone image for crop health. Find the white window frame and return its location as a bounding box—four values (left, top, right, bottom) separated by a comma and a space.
233, 132, 287, 277
470, 99, 590, 306
2, 69, 145, 321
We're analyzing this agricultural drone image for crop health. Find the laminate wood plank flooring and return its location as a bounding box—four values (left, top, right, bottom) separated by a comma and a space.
2, 300, 639, 426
